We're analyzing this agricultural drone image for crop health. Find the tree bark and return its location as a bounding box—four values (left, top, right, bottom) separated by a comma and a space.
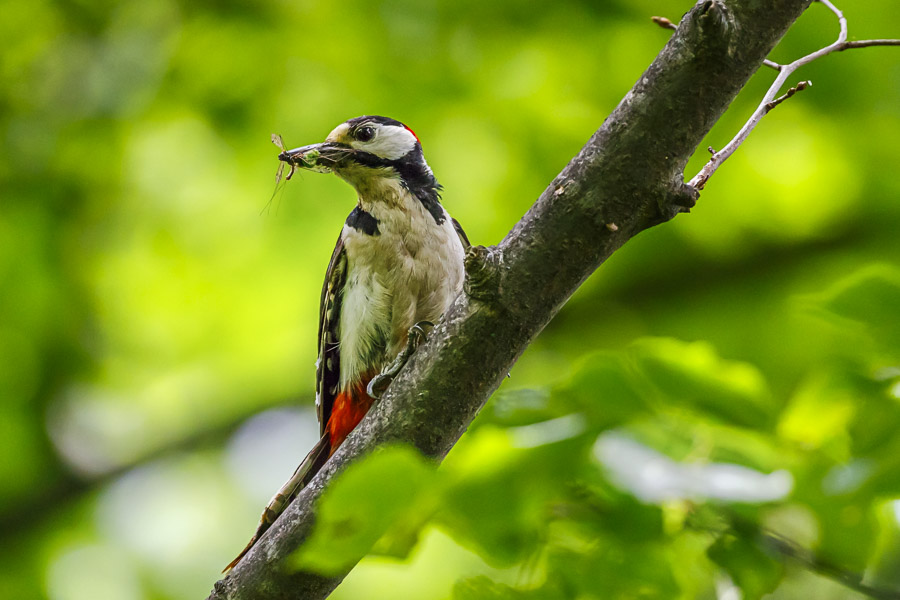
208, 1, 813, 598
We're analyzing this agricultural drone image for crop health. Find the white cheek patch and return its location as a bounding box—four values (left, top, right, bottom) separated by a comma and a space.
352, 125, 418, 160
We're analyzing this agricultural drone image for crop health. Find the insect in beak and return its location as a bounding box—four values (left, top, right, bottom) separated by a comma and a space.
272, 133, 297, 183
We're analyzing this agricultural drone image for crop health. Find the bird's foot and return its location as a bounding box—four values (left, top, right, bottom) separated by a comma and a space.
366, 321, 434, 399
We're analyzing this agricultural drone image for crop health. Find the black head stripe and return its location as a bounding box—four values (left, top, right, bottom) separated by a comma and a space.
346, 116, 408, 141
348, 147, 445, 225
346, 115, 407, 129
347, 150, 396, 170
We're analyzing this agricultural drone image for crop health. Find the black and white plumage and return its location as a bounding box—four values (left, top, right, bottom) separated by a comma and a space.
314, 116, 468, 434
226, 116, 468, 571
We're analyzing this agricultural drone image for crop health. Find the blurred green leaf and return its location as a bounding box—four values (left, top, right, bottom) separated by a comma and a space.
859, 446, 900, 498
554, 352, 652, 431
562, 482, 665, 546
437, 426, 590, 566
486, 352, 650, 435
847, 385, 900, 459
777, 371, 855, 458
452, 577, 527, 600
702, 422, 790, 473
814, 264, 900, 357
707, 534, 784, 600
291, 444, 437, 575
866, 502, 900, 591
486, 388, 558, 427
810, 501, 877, 573
631, 338, 775, 429
549, 544, 680, 600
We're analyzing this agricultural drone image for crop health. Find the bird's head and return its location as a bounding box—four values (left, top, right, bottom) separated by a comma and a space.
279, 116, 438, 197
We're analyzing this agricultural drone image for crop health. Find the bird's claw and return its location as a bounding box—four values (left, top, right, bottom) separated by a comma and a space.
366, 321, 434, 399
408, 320, 433, 344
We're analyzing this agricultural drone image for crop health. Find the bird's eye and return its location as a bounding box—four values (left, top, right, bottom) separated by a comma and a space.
355, 126, 375, 142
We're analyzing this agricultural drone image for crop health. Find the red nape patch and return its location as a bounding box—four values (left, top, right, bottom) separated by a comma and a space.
326, 375, 375, 454
404, 125, 420, 144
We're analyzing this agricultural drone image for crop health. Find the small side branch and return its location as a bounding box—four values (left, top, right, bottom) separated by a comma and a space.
841, 39, 900, 50
696, 511, 900, 600
761, 534, 900, 600
688, 0, 900, 191
651, 16, 677, 31
764, 80, 811, 112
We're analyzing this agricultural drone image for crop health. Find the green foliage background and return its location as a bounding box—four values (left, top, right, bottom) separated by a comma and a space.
1, 0, 899, 598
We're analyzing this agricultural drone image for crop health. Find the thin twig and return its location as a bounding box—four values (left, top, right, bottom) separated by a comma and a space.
651, 16, 677, 31
690, 510, 900, 600
694, 511, 900, 600
764, 80, 811, 111
688, 0, 900, 190
761, 534, 900, 600
840, 39, 900, 50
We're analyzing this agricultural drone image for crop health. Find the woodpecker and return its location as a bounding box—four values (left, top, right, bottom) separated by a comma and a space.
225, 116, 468, 571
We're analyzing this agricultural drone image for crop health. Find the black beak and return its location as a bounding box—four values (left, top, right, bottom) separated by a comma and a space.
279, 142, 351, 173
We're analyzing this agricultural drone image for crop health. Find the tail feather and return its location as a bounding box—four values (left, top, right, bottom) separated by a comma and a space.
223, 434, 331, 572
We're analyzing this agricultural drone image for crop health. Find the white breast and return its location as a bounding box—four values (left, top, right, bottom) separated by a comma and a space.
338, 182, 465, 388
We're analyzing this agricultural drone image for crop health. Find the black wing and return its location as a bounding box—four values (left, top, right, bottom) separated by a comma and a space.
452, 216, 471, 249
316, 231, 347, 436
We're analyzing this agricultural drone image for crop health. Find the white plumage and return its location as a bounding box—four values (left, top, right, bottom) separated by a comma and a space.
338, 176, 465, 387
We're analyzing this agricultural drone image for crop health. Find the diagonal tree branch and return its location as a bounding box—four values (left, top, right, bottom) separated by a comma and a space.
208, 1, 819, 598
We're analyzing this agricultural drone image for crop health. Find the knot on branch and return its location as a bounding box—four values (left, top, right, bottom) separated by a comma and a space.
683, 0, 737, 57
464, 245, 502, 302
648, 181, 699, 227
